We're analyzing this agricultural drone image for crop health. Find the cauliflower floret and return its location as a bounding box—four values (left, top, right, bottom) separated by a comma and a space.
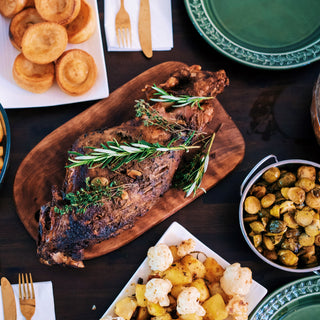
147, 243, 173, 271
220, 263, 252, 296
177, 238, 196, 257
145, 278, 172, 307
176, 287, 206, 316
226, 295, 249, 320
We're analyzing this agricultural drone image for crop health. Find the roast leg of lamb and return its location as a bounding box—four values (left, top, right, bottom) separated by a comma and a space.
37, 65, 229, 267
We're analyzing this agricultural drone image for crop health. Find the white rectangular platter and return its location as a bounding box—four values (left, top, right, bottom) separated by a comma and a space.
100, 221, 268, 320
0, 0, 109, 109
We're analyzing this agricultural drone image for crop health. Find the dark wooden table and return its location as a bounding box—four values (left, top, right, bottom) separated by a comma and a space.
1, 1, 320, 319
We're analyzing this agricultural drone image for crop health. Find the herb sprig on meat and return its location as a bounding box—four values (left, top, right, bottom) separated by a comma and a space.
54, 178, 124, 215
67, 136, 200, 171
150, 84, 215, 109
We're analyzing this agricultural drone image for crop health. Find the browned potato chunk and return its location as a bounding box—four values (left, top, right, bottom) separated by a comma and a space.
202, 294, 228, 320
136, 284, 147, 307
115, 297, 138, 320
147, 302, 166, 316
190, 278, 210, 302
203, 257, 225, 283
181, 255, 206, 279
162, 262, 192, 286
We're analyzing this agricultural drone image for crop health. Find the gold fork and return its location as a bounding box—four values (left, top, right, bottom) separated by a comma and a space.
19, 273, 36, 320
115, 0, 132, 47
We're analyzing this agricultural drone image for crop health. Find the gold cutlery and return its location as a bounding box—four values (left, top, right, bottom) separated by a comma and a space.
1, 277, 17, 320
115, 0, 132, 47
18, 273, 35, 320
138, 0, 152, 58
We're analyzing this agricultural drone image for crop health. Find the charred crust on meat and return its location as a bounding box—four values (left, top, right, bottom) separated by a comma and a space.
37, 65, 229, 267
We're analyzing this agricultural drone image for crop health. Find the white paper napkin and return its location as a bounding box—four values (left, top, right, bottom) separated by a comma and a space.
105, 0, 173, 51
0, 281, 56, 320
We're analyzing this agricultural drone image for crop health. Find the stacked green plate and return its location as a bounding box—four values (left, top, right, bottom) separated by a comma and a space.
250, 275, 320, 319
184, 0, 320, 69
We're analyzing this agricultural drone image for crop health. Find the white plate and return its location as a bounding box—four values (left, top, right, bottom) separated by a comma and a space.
0, 0, 109, 109
100, 221, 268, 320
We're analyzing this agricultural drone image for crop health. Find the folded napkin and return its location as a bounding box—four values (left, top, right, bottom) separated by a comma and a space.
0, 281, 56, 320
105, 0, 173, 51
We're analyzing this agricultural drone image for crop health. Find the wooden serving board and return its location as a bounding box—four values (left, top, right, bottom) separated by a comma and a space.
13, 61, 245, 260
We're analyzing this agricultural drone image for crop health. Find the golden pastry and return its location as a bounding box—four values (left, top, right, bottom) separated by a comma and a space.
21, 22, 68, 64
34, 0, 81, 25
0, 0, 28, 18
9, 7, 45, 50
66, 0, 95, 44
12, 53, 55, 93
55, 49, 97, 96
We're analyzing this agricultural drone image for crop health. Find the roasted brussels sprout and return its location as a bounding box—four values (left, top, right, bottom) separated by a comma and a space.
281, 238, 300, 253
249, 221, 265, 233
297, 166, 316, 181
278, 250, 299, 266
244, 196, 261, 214
283, 212, 299, 229
263, 236, 275, 251
299, 233, 315, 246
295, 178, 315, 193
294, 208, 314, 227
263, 249, 277, 261
305, 218, 320, 237
287, 187, 305, 205
268, 220, 287, 234
278, 172, 296, 188
306, 187, 320, 209
261, 193, 276, 208
252, 234, 262, 248
279, 201, 296, 214
250, 185, 267, 198
262, 167, 281, 183
270, 204, 280, 218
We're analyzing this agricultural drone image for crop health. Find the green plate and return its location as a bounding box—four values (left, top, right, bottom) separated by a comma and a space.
249, 275, 320, 320
184, 0, 320, 69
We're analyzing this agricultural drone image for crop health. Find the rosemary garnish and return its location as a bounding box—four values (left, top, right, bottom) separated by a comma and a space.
150, 84, 214, 110
54, 177, 124, 215
67, 137, 200, 171
173, 132, 216, 197
135, 99, 204, 138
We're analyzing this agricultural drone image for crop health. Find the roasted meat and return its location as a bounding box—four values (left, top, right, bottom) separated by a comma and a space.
37, 65, 229, 267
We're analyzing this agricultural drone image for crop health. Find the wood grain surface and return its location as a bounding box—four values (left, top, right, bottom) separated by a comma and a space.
13, 61, 245, 259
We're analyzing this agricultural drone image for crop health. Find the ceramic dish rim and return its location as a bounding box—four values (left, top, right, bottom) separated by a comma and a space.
184, 0, 320, 70
0, 104, 10, 184
248, 274, 320, 320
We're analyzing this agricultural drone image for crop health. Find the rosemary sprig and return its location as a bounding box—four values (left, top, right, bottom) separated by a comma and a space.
150, 84, 214, 110
54, 177, 124, 215
67, 137, 200, 171
135, 99, 204, 138
173, 132, 216, 197
135, 99, 185, 133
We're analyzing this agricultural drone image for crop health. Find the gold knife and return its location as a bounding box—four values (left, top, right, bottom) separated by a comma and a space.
1, 277, 17, 320
138, 0, 152, 58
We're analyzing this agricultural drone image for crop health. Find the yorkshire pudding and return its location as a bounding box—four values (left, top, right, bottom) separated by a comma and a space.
66, 0, 95, 44
9, 7, 45, 50
55, 49, 97, 96
0, 0, 28, 18
34, 0, 81, 25
12, 53, 55, 93
21, 22, 68, 64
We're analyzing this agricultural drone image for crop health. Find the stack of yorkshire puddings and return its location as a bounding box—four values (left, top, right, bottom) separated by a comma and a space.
0, 0, 97, 95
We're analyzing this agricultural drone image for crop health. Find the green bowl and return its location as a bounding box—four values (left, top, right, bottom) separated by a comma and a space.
0, 104, 11, 185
